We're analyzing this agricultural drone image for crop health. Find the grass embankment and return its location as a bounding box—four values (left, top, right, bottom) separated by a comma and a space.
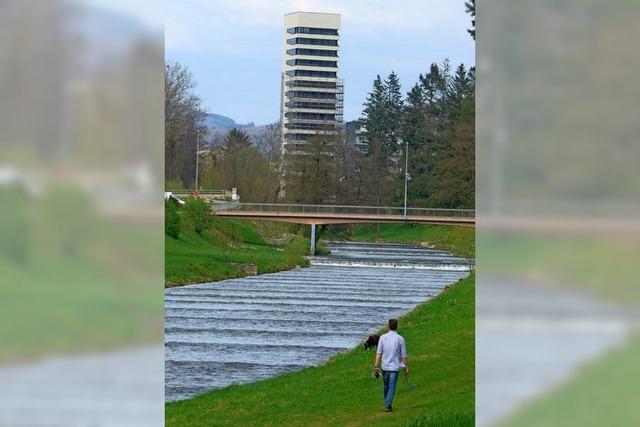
333, 223, 475, 258
165, 218, 309, 287
165, 275, 475, 427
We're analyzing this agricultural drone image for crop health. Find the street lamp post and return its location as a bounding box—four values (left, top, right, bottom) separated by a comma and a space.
195, 129, 200, 195
403, 139, 409, 221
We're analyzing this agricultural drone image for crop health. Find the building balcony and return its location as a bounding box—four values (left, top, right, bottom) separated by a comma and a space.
285, 59, 338, 68
283, 117, 338, 125
285, 102, 337, 110
284, 72, 341, 86
286, 48, 339, 58
284, 107, 338, 114
286, 36, 339, 47
285, 129, 337, 136
284, 85, 338, 93
285, 69, 337, 79
285, 65, 339, 73
285, 91, 337, 100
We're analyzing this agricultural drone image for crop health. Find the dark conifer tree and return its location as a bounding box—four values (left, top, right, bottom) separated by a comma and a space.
384, 71, 404, 150
360, 75, 387, 154
465, 0, 475, 40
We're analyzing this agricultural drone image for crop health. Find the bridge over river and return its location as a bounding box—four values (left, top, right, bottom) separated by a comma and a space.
212, 203, 475, 253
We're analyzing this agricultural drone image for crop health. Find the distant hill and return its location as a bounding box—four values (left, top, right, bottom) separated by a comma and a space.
202, 113, 255, 131
202, 113, 279, 148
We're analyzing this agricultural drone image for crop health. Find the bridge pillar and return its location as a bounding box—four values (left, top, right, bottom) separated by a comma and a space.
310, 224, 316, 255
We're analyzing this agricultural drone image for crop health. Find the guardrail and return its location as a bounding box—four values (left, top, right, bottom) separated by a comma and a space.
218, 203, 475, 218
167, 189, 227, 195
211, 201, 241, 212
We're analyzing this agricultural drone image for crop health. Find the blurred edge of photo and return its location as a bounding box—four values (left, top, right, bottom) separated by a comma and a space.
477, 1, 639, 426
0, 1, 164, 426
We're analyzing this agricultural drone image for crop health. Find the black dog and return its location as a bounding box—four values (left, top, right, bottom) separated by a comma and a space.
364, 334, 380, 350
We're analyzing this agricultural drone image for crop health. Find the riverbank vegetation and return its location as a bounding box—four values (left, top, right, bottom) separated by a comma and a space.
166, 196, 475, 286
324, 223, 475, 258
165, 198, 309, 287
165, 274, 475, 426
166, 214, 474, 287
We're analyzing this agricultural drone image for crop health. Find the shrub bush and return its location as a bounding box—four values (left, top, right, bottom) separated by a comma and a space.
183, 197, 213, 235
165, 199, 181, 238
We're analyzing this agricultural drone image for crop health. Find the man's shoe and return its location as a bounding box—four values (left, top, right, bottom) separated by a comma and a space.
384, 407, 392, 412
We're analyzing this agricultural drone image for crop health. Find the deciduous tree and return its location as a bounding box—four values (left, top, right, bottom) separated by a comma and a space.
283, 135, 338, 204
183, 197, 213, 235
164, 61, 207, 187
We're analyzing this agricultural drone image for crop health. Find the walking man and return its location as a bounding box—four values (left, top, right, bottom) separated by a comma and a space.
373, 318, 408, 412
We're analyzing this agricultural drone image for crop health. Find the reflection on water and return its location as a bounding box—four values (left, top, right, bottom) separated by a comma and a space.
165, 241, 471, 402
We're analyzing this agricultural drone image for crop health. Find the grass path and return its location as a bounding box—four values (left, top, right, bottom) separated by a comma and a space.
165, 275, 475, 427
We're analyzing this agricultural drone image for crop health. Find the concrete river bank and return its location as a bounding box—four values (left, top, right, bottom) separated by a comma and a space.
165, 241, 472, 402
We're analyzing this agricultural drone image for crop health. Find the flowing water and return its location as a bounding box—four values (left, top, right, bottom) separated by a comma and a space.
165, 241, 472, 402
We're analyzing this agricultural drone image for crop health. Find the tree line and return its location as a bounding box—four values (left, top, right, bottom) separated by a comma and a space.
284, 60, 475, 209
165, 59, 474, 209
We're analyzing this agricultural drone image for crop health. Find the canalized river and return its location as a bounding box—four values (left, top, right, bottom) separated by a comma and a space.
165, 241, 472, 402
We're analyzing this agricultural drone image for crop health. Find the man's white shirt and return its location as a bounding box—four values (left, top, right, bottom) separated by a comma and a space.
376, 330, 407, 371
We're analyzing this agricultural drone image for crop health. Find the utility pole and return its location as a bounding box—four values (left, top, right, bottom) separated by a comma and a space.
195, 129, 200, 195
403, 139, 409, 221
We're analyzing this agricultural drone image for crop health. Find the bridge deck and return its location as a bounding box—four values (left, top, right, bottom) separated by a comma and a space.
216, 211, 474, 226
214, 203, 475, 226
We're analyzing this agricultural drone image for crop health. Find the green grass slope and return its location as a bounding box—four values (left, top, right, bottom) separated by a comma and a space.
341, 224, 475, 258
165, 218, 309, 287
165, 275, 475, 427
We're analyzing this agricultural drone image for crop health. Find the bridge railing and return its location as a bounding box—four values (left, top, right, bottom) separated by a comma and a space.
167, 189, 227, 195
222, 203, 475, 218
211, 201, 241, 211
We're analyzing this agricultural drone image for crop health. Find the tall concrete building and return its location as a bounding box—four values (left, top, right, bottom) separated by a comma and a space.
280, 12, 343, 159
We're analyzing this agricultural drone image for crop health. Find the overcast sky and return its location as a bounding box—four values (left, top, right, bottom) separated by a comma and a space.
166, 0, 475, 125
